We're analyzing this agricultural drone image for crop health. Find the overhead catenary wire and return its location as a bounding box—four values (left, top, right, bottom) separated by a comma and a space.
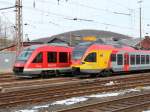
22, 4, 138, 32
29, 0, 149, 22
0, 6, 16, 11
0, 0, 147, 38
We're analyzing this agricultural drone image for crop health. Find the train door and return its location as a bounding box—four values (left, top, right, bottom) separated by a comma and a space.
116, 54, 124, 72
47, 51, 57, 68
124, 53, 129, 71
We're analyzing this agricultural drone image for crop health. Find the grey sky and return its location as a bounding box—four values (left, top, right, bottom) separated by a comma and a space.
0, 0, 150, 40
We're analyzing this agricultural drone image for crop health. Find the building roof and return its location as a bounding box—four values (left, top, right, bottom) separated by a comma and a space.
118, 38, 141, 47
32, 29, 133, 46
118, 36, 150, 50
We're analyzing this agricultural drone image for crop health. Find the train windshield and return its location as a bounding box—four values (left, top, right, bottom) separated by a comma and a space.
72, 42, 92, 60
16, 47, 35, 61
17, 51, 32, 61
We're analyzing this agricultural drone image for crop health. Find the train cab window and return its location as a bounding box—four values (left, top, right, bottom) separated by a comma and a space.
136, 55, 140, 64
32, 52, 43, 63
141, 55, 145, 64
117, 54, 123, 65
84, 52, 96, 62
47, 52, 57, 63
111, 54, 116, 62
130, 55, 135, 65
146, 55, 149, 64
59, 52, 68, 63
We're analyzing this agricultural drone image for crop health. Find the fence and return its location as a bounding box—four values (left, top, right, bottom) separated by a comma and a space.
0, 51, 16, 73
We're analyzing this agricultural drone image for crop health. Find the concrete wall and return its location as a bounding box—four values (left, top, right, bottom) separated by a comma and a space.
0, 51, 16, 73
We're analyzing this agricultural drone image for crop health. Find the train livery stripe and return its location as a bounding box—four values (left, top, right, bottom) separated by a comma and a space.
24, 67, 71, 72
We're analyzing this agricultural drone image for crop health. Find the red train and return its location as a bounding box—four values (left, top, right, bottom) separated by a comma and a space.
13, 44, 72, 78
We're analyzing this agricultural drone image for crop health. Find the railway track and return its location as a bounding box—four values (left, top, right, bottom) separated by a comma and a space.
0, 73, 150, 108
0, 77, 78, 89
57, 92, 150, 112
0, 72, 79, 88
0, 72, 149, 90
0, 73, 13, 79
0, 73, 17, 83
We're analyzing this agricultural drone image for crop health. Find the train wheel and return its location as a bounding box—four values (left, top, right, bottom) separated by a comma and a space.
41, 71, 56, 78
40, 71, 46, 78
99, 70, 112, 77
48, 71, 56, 77
99, 71, 105, 77
72, 70, 83, 78
72, 68, 80, 76
55, 70, 60, 76
106, 70, 112, 77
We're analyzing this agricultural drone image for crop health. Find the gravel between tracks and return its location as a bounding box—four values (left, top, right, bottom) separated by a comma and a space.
0, 72, 150, 112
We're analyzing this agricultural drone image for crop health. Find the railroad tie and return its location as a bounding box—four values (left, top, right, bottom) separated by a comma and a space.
0, 87, 3, 93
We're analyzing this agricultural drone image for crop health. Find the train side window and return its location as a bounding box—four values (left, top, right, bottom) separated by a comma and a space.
136, 55, 140, 64
117, 54, 123, 65
146, 55, 150, 64
141, 55, 145, 64
130, 55, 135, 65
111, 54, 116, 62
59, 52, 68, 63
47, 52, 57, 63
84, 52, 96, 62
32, 52, 43, 63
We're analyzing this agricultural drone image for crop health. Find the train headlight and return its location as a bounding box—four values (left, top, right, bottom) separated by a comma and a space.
81, 62, 85, 64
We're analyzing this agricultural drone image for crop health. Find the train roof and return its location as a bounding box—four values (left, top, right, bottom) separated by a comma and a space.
23, 43, 70, 51
77, 41, 150, 53
77, 40, 125, 48
90, 43, 150, 53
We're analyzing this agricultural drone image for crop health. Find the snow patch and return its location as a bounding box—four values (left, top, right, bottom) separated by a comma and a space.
51, 97, 88, 106
141, 86, 150, 90
15, 86, 150, 112
88, 92, 123, 98
51, 88, 143, 106
143, 110, 150, 112
126, 88, 141, 92
33, 104, 49, 109
104, 81, 116, 86
15, 109, 37, 112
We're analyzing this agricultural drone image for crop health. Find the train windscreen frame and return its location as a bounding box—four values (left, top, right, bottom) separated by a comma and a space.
72, 42, 93, 60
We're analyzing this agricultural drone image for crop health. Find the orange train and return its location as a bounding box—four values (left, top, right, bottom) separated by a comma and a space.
72, 41, 150, 77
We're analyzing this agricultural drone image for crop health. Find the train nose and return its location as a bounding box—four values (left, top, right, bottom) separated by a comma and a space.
14, 61, 25, 67
13, 61, 25, 74
72, 59, 81, 65
13, 67, 24, 74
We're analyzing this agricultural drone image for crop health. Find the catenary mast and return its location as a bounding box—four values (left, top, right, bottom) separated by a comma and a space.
15, 0, 23, 54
